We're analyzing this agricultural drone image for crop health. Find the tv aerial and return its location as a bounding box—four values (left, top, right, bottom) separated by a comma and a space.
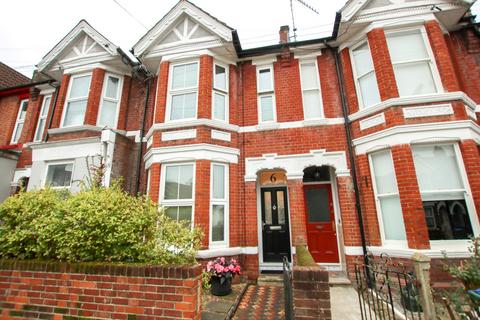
290, 0, 320, 42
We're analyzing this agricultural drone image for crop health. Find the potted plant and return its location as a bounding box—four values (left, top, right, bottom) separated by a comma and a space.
206, 257, 241, 296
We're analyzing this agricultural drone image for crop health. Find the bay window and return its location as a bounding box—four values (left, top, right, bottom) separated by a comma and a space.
161, 163, 195, 225
369, 150, 407, 243
412, 144, 474, 241
300, 60, 323, 119
11, 99, 29, 144
210, 163, 229, 247
213, 63, 228, 122
34, 95, 51, 142
168, 62, 198, 121
45, 163, 74, 188
62, 74, 91, 127
256, 66, 276, 123
98, 74, 122, 128
351, 42, 381, 108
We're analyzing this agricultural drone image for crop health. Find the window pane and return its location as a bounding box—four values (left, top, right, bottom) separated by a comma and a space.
305, 188, 330, 223
64, 100, 87, 126
46, 163, 73, 187
423, 200, 473, 240
165, 166, 180, 199
213, 93, 226, 121
170, 93, 196, 120
359, 72, 381, 107
277, 191, 285, 225
98, 100, 118, 127
260, 95, 274, 122
164, 164, 194, 200
264, 192, 272, 225
394, 62, 436, 96
34, 119, 46, 141
412, 145, 463, 192
212, 164, 225, 199
300, 63, 318, 89
379, 196, 407, 240
18, 100, 28, 120
371, 151, 397, 195
105, 76, 119, 99
12, 123, 24, 143
258, 68, 272, 92
178, 165, 193, 199
165, 207, 178, 220
214, 65, 227, 91
69, 75, 91, 98
172, 63, 198, 90
387, 30, 429, 63
41, 97, 51, 116
212, 205, 225, 242
178, 206, 192, 223
303, 90, 322, 119
352, 43, 375, 76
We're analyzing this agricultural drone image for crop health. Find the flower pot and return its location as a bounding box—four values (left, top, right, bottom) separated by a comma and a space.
210, 276, 232, 296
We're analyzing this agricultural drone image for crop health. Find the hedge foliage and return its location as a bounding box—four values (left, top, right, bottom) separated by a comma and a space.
0, 184, 202, 265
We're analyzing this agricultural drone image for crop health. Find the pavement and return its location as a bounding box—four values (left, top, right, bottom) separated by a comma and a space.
330, 285, 363, 320
232, 285, 285, 320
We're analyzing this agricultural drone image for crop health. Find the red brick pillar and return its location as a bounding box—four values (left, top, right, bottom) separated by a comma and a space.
51, 74, 71, 128
84, 68, 106, 126
336, 175, 362, 247
148, 163, 161, 203
197, 55, 213, 119
116, 75, 131, 131
367, 28, 399, 101
155, 61, 170, 123
195, 160, 210, 249
244, 181, 259, 280
459, 140, 480, 220
293, 266, 331, 319
287, 179, 308, 246
391, 145, 430, 249
425, 20, 461, 92
340, 48, 360, 114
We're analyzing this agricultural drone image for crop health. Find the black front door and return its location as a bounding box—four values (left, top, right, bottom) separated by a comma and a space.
261, 187, 291, 263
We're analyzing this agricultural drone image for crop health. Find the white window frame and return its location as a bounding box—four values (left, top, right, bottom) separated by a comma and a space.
159, 162, 196, 227
209, 163, 229, 248
299, 58, 324, 119
165, 60, 199, 122
146, 169, 151, 196
43, 161, 75, 189
256, 65, 277, 123
97, 73, 123, 129
10, 99, 29, 144
385, 25, 444, 97
349, 39, 381, 110
212, 62, 229, 122
34, 95, 52, 142
60, 72, 92, 128
368, 149, 407, 247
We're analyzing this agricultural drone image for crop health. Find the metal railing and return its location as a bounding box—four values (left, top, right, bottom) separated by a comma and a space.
283, 256, 294, 320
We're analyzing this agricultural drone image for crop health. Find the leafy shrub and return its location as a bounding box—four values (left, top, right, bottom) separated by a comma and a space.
0, 183, 202, 265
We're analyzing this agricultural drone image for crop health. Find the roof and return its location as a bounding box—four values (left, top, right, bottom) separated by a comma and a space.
0, 62, 31, 90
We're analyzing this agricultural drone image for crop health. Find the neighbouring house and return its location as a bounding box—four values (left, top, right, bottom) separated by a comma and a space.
2, 0, 480, 282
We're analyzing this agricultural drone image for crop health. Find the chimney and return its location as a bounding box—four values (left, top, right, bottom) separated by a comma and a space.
279, 25, 290, 44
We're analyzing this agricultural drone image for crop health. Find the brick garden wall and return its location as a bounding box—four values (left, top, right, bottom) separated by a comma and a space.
293, 265, 331, 319
0, 260, 202, 320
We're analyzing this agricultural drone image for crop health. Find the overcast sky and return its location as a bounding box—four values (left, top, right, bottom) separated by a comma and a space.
1, 0, 478, 77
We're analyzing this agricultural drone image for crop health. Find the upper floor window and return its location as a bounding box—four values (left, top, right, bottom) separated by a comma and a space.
351, 42, 381, 109
212, 63, 228, 122
98, 74, 122, 128
168, 61, 198, 121
257, 66, 276, 123
386, 28, 440, 97
62, 74, 91, 127
299, 60, 323, 119
34, 95, 52, 142
11, 99, 28, 144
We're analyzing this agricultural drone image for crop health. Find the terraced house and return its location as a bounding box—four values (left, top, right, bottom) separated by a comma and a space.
1, 0, 480, 282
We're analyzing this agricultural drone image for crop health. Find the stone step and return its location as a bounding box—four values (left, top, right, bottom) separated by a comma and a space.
257, 274, 284, 287
328, 271, 352, 286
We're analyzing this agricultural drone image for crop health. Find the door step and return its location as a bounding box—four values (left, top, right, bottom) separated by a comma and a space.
328, 271, 352, 286
257, 274, 283, 287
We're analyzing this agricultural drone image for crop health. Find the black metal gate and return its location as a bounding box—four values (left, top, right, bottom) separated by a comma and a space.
283, 256, 294, 320
354, 253, 423, 320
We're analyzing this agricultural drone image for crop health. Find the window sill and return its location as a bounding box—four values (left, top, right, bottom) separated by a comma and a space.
256, 123, 280, 131
49, 125, 103, 135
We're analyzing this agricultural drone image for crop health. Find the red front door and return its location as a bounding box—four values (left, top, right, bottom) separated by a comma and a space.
303, 184, 339, 263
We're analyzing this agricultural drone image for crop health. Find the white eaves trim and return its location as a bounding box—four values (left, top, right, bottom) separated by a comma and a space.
353, 120, 480, 155
344, 244, 474, 259
29, 137, 102, 162
349, 92, 478, 121
196, 246, 258, 259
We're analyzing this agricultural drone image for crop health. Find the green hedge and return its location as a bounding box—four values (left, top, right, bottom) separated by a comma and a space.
0, 184, 202, 265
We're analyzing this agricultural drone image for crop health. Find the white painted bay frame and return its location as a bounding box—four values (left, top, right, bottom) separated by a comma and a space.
299, 58, 324, 120
97, 73, 123, 128
212, 61, 229, 122
209, 162, 229, 248
43, 160, 75, 189
34, 95, 52, 142
165, 60, 200, 122
61, 72, 92, 128
159, 162, 196, 228
256, 65, 277, 124
10, 99, 29, 144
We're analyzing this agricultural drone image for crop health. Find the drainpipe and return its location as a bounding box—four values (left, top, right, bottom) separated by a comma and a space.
135, 77, 151, 194
328, 42, 369, 266
43, 82, 60, 143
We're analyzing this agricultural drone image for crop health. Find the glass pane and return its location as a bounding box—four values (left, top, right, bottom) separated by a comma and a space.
18, 100, 28, 120
303, 90, 322, 119
371, 151, 398, 195
212, 205, 225, 242
12, 123, 24, 143
277, 191, 285, 225
300, 63, 318, 89
64, 100, 87, 126
178, 164, 193, 199
258, 68, 272, 92
46, 163, 73, 187
260, 95, 274, 122
352, 43, 375, 76
165, 207, 178, 220
358, 72, 381, 108
105, 76, 119, 99
164, 166, 180, 199
264, 192, 272, 225
380, 196, 407, 241
387, 30, 429, 63
423, 200, 473, 240
69, 75, 91, 98
170, 93, 196, 120
412, 145, 463, 193
34, 119, 45, 141
184, 63, 198, 88
98, 100, 118, 127
394, 62, 436, 96
41, 96, 51, 116
214, 65, 227, 91
172, 63, 198, 90
178, 206, 192, 223
305, 188, 330, 222
212, 164, 225, 199
213, 93, 226, 121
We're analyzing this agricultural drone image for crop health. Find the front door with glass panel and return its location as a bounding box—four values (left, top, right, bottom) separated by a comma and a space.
304, 184, 339, 263
261, 187, 291, 263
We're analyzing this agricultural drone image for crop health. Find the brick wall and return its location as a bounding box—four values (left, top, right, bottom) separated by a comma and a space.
111, 134, 138, 194
0, 95, 25, 146
0, 260, 202, 320
84, 68, 106, 126
293, 266, 331, 319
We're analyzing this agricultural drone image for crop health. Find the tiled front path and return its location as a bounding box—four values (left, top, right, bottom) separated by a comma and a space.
233, 285, 285, 320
